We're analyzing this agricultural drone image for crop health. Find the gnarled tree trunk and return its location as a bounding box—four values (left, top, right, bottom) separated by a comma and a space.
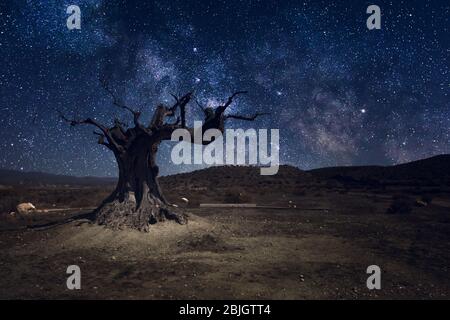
94, 139, 185, 232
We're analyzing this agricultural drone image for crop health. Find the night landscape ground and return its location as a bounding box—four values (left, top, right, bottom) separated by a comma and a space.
1, 155, 449, 299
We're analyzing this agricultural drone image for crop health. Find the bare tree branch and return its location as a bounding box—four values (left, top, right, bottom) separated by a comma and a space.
150, 92, 193, 129
226, 112, 270, 121
93, 131, 112, 149
149, 105, 173, 128
58, 110, 123, 152
216, 91, 248, 114
194, 98, 206, 113
168, 92, 192, 112
100, 78, 143, 128
157, 96, 265, 144
166, 116, 180, 126
60, 88, 262, 153
224, 91, 248, 107
113, 118, 127, 133
169, 93, 179, 105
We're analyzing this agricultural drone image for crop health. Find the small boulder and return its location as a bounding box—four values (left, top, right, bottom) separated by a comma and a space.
16, 203, 37, 215
180, 197, 189, 204
415, 199, 428, 207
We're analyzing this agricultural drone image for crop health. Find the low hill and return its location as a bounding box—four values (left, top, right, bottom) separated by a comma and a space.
0, 154, 449, 188
0, 169, 116, 187
309, 155, 450, 185
161, 165, 311, 190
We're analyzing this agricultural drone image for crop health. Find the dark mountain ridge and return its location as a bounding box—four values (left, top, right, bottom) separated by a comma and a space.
0, 154, 449, 187
309, 154, 450, 184
0, 169, 116, 186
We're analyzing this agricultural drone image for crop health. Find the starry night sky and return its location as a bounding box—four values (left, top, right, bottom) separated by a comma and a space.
0, 0, 448, 177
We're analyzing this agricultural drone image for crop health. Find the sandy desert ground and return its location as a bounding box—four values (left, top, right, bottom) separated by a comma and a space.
0, 160, 449, 299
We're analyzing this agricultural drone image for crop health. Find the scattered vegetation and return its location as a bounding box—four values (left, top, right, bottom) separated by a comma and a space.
387, 195, 413, 214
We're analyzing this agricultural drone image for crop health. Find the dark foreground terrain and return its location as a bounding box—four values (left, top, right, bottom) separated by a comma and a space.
0, 155, 449, 299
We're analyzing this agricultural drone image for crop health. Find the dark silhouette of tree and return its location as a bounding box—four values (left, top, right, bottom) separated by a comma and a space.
60, 80, 267, 232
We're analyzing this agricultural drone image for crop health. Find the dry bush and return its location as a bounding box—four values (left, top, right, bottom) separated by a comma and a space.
387, 195, 413, 214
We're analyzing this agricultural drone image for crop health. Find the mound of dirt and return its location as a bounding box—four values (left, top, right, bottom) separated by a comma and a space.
41, 213, 217, 258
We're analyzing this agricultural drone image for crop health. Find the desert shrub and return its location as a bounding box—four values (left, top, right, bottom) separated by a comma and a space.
387, 195, 412, 214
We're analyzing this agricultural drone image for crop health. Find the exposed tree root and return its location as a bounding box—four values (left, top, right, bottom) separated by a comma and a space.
95, 193, 187, 232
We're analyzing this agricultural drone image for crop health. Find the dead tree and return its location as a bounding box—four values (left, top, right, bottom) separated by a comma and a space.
60, 81, 266, 232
